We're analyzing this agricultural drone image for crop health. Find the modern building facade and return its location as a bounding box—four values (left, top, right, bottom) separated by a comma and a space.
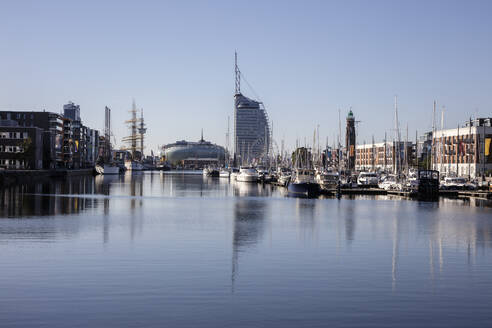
0, 102, 100, 170
355, 141, 414, 172
162, 135, 225, 168
0, 121, 43, 169
432, 118, 492, 178
234, 93, 270, 164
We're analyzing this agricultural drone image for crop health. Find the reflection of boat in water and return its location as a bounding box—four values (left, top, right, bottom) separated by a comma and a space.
236, 167, 258, 182
288, 169, 320, 198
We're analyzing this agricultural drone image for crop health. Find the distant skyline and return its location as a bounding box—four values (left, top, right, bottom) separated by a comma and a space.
1, 0, 491, 153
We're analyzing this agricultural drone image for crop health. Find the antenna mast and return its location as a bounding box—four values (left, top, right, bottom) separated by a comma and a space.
235, 51, 241, 94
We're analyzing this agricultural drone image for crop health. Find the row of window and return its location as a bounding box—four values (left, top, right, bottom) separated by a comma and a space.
0, 132, 29, 139
0, 159, 26, 168
1, 113, 35, 120
0, 145, 24, 153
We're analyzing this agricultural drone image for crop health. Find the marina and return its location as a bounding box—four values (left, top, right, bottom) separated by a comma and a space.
1, 172, 492, 327
2, 1, 492, 327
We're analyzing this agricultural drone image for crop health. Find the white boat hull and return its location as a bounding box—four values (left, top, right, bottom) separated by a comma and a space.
236, 174, 258, 182
96, 164, 120, 175
125, 161, 144, 171
219, 171, 230, 178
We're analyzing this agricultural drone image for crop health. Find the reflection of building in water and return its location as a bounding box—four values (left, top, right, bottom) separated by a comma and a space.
0, 176, 100, 217
231, 198, 267, 291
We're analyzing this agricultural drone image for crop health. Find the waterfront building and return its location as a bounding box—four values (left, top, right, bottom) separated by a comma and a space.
162, 133, 225, 168
0, 110, 64, 169
0, 105, 100, 170
233, 53, 271, 165
355, 141, 414, 172
345, 110, 356, 171
432, 117, 492, 178
0, 120, 43, 169
417, 131, 433, 165
63, 101, 81, 122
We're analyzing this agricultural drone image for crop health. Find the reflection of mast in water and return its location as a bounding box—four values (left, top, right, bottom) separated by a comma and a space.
344, 203, 355, 245
392, 215, 400, 291
128, 174, 144, 241
231, 199, 266, 293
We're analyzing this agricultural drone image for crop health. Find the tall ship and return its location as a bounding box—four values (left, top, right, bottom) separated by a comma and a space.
121, 100, 146, 171
233, 52, 271, 166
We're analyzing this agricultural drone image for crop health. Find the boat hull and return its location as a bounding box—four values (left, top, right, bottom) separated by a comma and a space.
95, 164, 120, 175
288, 182, 321, 198
125, 161, 144, 171
236, 175, 258, 182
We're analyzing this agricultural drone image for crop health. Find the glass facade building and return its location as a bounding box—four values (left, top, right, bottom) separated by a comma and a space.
234, 93, 270, 164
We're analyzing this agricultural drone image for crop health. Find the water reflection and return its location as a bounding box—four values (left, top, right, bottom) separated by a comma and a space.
231, 197, 267, 292
0, 176, 98, 217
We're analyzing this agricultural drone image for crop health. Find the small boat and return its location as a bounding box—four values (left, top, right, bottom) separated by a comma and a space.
219, 168, 231, 178
315, 170, 339, 190
417, 170, 440, 200
230, 168, 240, 181
125, 160, 144, 171
236, 167, 259, 182
276, 167, 291, 187
357, 172, 379, 188
203, 166, 220, 177
95, 164, 120, 175
287, 168, 320, 197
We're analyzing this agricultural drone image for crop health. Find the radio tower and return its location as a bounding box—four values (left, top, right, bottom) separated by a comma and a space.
235, 51, 241, 95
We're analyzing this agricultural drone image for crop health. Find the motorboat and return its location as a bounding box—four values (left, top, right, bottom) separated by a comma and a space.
236, 167, 259, 182
277, 167, 291, 187
440, 177, 477, 190
95, 164, 120, 175
203, 166, 220, 177
287, 168, 320, 197
125, 160, 144, 171
229, 168, 240, 181
357, 172, 379, 188
315, 171, 339, 190
219, 168, 231, 178
378, 174, 398, 190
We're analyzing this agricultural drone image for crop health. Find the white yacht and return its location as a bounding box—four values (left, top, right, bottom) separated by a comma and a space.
95, 164, 120, 175
125, 160, 144, 171
315, 171, 339, 190
219, 168, 231, 178
357, 172, 379, 187
229, 168, 240, 181
236, 167, 259, 182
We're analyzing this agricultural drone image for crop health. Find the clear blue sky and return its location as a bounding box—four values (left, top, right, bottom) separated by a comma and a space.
1, 0, 491, 153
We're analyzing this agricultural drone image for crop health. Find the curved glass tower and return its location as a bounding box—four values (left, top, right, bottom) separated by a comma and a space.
233, 53, 270, 164
234, 93, 270, 164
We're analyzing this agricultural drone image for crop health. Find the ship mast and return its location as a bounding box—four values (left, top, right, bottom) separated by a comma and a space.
122, 100, 145, 161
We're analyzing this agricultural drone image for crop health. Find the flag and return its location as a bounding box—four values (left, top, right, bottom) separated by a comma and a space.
486, 138, 491, 156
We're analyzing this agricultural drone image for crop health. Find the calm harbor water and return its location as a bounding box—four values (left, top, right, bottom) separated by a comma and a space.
1, 171, 492, 327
